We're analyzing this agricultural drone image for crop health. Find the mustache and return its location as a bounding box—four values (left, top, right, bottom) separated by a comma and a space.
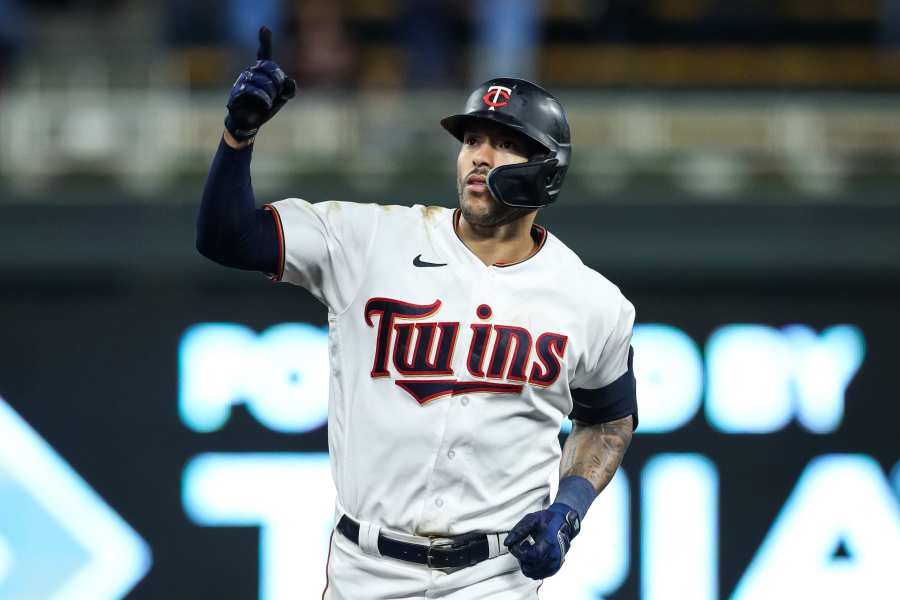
464, 168, 490, 181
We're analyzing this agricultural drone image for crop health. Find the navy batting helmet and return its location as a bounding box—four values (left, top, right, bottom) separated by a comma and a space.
441, 78, 571, 209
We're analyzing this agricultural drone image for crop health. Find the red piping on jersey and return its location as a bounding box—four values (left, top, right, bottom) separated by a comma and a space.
452, 209, 547, 267
320, 529, 335, 599
263, 203, 285, 282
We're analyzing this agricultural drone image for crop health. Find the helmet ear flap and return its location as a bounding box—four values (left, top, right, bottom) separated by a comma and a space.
547, 166, 567, 193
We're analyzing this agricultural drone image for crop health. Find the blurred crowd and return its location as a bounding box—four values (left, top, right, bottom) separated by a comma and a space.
3, 0, 900, 197
3, 0, 900, 90
163, 0, 544, 88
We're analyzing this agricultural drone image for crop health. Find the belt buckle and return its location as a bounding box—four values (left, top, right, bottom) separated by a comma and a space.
426, 539, 451, 569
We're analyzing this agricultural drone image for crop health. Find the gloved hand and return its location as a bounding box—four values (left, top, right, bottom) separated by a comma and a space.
504, 502, 581, 580
224, 26, 297, 142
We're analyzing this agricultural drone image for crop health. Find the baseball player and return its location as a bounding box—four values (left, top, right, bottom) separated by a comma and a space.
197, 27, 638, 599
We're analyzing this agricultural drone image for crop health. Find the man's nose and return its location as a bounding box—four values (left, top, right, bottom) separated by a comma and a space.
472, 142, 494, 168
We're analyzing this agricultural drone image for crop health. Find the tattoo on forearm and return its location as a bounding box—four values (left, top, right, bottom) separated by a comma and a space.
560, 415, 633, 494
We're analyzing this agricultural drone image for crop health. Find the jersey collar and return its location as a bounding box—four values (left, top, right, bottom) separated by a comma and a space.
451, 209, 548, 268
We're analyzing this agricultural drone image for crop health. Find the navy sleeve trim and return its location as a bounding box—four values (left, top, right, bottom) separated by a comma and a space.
570, 346, 638, 430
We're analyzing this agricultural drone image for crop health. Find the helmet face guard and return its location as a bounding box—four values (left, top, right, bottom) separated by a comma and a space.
487, 158, 565, 209
441, 78, 572, 209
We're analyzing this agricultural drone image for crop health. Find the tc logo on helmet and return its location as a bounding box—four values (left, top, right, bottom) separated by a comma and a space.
482, 85, 512, 111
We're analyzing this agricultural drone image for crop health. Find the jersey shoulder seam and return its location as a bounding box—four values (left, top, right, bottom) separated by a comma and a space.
543, 233, 622, 292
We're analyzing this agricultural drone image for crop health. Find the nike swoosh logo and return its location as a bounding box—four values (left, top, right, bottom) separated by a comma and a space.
413, 254, 447, 268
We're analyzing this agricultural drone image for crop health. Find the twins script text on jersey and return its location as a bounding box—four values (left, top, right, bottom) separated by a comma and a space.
366, 297, 567, 404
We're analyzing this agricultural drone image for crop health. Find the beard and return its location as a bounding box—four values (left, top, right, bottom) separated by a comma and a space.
457, 177, 530, 228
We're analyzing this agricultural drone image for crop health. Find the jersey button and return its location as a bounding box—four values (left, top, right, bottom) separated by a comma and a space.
447, 449, 455, 459
460, 397, 469, 406
435, 498, 444, 507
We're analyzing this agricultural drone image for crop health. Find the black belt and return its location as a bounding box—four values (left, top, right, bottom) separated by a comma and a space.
337, 515, 496, 569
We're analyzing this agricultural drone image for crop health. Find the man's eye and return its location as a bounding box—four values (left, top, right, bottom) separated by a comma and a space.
498, 140, 513, 150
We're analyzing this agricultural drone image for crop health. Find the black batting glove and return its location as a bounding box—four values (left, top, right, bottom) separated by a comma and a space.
224, 26, 297, 142
504, 502, 581, 580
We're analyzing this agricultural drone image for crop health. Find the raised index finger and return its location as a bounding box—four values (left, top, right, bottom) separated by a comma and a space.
257, 26, 272, 61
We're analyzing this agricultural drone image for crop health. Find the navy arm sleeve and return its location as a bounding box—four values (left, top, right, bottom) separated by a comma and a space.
570, 347, 638, 430
196, 137, 279, 274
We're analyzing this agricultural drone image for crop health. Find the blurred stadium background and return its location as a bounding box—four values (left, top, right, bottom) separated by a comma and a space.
1, 1, 899, 599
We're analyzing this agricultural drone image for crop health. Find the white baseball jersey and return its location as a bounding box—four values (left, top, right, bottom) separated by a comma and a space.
266, 200, 635, 537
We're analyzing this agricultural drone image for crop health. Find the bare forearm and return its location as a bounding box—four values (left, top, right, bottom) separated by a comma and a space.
560, 414, 633, 494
